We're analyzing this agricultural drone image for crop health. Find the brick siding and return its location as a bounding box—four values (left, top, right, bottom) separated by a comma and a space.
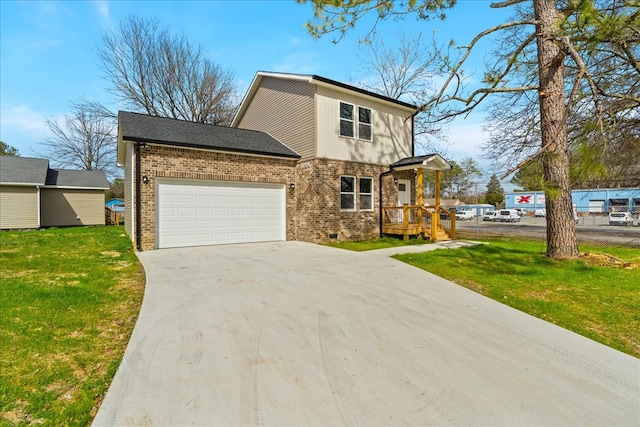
134, 145, 412, 250
137, 145, 297, 250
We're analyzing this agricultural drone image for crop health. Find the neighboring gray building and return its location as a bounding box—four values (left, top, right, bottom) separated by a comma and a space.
0, 156, 110, 229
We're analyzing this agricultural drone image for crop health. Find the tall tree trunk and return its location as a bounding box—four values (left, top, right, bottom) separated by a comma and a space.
534, 0, 579, 259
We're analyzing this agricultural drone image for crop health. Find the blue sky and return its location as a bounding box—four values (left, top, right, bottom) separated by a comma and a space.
1, 0, 513, 181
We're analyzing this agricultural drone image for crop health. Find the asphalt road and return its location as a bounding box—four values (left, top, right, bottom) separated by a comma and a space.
456, 216, 640, 247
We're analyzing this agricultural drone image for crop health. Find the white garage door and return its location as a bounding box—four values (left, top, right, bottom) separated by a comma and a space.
157, 179, 285, 249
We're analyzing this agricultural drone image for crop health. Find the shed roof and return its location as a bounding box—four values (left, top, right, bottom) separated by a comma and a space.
0, 156, 49, 185
118, 111, 300, 162
45, 169, 110, 189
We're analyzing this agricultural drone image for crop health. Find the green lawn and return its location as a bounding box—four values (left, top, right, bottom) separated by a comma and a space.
394, 240, 640, 358
325, 236, 432, 251
0, 226, 145, 426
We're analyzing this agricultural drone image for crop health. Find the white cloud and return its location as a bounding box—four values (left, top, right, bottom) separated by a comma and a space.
92, 0, 110, 21
271, 53, 320, 75
0, 105, 51, 155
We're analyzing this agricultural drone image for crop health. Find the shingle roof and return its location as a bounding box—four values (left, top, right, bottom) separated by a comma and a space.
45, 169, 110, 189
390, 154, 452, 170
0, 156, 49, 185
118, 111, 300, 159
0, 156, 110, 189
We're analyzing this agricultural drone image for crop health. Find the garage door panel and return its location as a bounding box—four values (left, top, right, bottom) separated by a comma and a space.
157, 179, 285, 249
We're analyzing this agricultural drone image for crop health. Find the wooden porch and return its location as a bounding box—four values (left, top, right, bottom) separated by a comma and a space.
383, 155, 455, 242
382, 204, 456, 241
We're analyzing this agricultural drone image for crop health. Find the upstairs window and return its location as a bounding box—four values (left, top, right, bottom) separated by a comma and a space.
358, 107, 372, 141
339, 103, 354, 138
339, 102, 372, 141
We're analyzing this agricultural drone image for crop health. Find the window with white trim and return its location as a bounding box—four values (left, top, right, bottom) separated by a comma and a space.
340, 176, 356, 211
339, 102, 372, 141
358, 107, 372, 141
339, 103, 355, 138
359, 177, 373, 211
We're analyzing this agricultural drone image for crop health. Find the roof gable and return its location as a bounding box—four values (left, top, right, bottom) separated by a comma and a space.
118, 111, 300, 159
232, 71, 418, 128
0, 156, 49, 185
391, 154, 452, 171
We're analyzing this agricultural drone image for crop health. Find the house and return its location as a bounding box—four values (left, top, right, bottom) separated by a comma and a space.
118, 71, 453, 251
0, 156, 110, 229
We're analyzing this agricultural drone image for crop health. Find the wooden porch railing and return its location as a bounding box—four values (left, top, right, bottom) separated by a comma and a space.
382, 204, 455, 241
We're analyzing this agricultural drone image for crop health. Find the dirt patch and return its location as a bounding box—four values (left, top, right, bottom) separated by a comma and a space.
101, 251, 121, 258
3, 269, 38, 278
581, 252, 639, 269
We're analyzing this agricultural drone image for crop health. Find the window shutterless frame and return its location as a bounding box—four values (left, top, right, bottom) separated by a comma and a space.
359, 177, 374, 211
358, 107, 372, 141
339, 102, 355, 138
340, 175, 356, 211
339, 102, 372, 141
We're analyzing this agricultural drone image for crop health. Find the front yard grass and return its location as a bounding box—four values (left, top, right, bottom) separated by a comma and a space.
325, 236, 432, 251
0, 226, 145, 426
394, 239, 640, 358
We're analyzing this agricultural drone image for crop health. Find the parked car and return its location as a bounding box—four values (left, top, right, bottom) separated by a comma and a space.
609, 211, 633, 226
483, 211, 499, 221
498, 209, 521, 222
514, 208, 528, 216
455, 210, 475, 221
534, 209, 546, 217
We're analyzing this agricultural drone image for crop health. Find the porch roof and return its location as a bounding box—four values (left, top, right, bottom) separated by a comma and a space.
390, 154, 451, 172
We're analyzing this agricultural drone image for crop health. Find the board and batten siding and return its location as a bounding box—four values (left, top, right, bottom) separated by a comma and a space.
0, 185, 39, 229
124, 141, 133, 238
235, 76, 315, 159
316, 85, 414, 165
40, 189, 105, 226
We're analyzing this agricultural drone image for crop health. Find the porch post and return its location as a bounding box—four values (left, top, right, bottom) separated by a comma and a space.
416, 168, 423, 233
433, 170, 442, 240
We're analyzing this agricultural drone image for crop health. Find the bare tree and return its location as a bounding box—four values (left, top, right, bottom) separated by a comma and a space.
484, 0, 640, 188
355, 32, 450, 154
301, 0, 639, 259
97, 15, 239, 125
37, 99, 117, 177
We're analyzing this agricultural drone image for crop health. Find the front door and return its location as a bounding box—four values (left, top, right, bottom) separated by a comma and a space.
398, 179, 411, 222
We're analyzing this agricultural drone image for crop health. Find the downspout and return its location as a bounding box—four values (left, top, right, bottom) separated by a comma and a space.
135, 142, 142, 251
379, 169, 395, 238
411, 112, 416, 156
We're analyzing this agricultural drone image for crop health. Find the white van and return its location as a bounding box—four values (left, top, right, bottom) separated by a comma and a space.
455, 210, 475, 221
498, 209, 521, 222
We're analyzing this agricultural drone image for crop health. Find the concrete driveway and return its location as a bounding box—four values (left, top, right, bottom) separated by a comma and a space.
93, 241, 639, 426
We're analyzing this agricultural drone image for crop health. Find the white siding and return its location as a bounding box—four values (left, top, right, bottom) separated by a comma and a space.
315, 85, 414, 164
